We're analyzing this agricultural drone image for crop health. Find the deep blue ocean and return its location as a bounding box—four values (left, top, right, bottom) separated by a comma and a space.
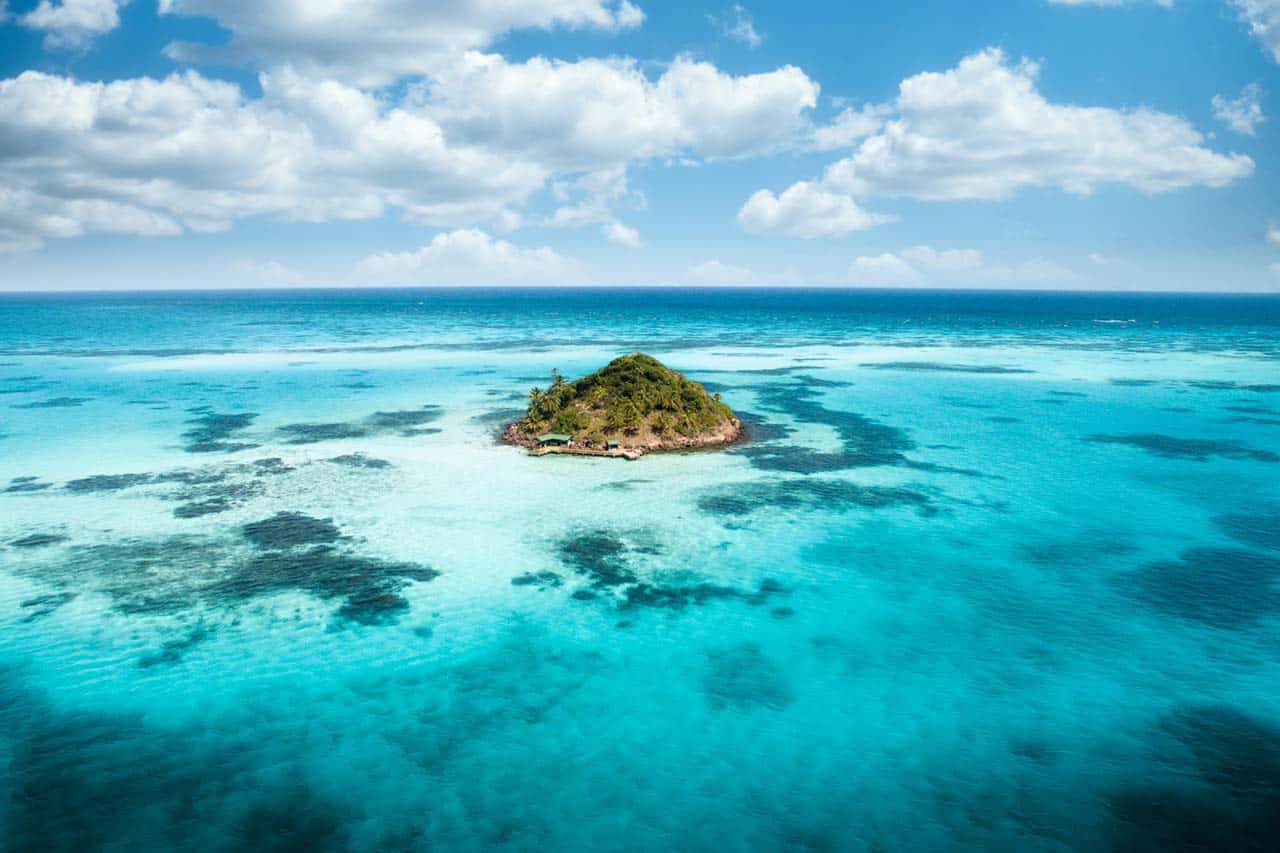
1, 288, 1278, 851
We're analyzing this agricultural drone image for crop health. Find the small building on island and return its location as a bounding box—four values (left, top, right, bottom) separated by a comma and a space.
606, 440, 621, 451
537, 433, 573, 447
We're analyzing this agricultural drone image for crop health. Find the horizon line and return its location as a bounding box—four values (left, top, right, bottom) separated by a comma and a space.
2, 285, 1279, 297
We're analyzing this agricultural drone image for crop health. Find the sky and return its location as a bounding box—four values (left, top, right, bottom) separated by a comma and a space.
0, 0, 1278, 292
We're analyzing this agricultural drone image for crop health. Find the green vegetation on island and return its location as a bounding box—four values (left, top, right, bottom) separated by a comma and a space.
505, 353, 741, 455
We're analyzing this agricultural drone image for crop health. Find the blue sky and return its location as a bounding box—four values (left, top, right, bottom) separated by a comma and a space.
1, 0, 1278, 291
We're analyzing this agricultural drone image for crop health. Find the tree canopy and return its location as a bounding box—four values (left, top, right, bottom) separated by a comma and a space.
515, 353, 736, 443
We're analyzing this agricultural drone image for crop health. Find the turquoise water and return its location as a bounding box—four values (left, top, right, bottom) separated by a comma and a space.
1, 289, 1278, 851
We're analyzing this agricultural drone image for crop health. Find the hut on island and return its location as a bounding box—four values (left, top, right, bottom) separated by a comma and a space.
537, 433, 572, 447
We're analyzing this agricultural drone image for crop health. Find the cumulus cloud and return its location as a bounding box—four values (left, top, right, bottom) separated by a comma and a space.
426, 53, 818, 169
811, 104, 888, 151
710, 4, 763, 48
354, 229, 580, 285
2, 0, 825, 256
232, 259, 304, 285
1213, 83, 1266, 135
603, 221, 641, 247
0, 49, 819, 253
738, 181, 893, 238
900, 245, 983, 272
543, 168, 637, 229
847, 253, 921, 285
18, 0, 126, 49
1268, 222, 1280, 247
685, 259, 758, 285
158, 0, 645, 86
845, 245, 1077, 287
0, 70, 544, 252
828, 49, 1252, 200
1230, 0, 1280, 63
0, 187, 181, 252
742, 48, 1252, 236
978, 257, 1078, 285
491, 209, 525, 234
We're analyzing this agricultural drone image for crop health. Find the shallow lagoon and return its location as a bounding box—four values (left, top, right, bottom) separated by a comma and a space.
1, 289, 1279, 851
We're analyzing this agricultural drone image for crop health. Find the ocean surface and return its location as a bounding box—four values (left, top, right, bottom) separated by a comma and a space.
1, 288, 1278, 851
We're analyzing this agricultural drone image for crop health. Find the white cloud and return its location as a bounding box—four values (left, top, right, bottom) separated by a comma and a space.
1268, 222, 1280, 246
354, 229, 580, 285
744, 48, 1252, 238
3, 0, 824, 257
491, 209, 524, 234
542, 167, 642, 231
603, 221, 641, 248
159, 0, 646, 86
0, 49, 819, 253
979, 257, 1078, 285
19, 0, 126, 49
1089, 252, 1111, 265
847, 253, 922, 285
546, 203, 606, 228
686, 259, 758, 285
0, 187, 182, 252
1229, 0, 1280, 63
710, 4, 763, 48
426, 53, 818, 169
738, 181, 893, 238
1212, 83, 1265, 135
900, 245, 983, 272
811, 104, 888, 151
0, 70, 544, 252
232, 259, 304, 284
843, 245, 1078, 288
825, 48, 1252, 201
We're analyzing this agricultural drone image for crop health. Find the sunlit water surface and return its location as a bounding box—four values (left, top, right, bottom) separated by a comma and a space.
1, 289, 1278, 851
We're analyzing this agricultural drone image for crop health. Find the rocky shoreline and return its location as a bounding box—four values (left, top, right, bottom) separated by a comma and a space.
503, 417, 744, 459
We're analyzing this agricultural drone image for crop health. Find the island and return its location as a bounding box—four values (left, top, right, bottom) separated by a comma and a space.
504, 353, 743, 459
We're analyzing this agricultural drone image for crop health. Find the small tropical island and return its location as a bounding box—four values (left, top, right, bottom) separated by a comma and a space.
504, 353, 742, 459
